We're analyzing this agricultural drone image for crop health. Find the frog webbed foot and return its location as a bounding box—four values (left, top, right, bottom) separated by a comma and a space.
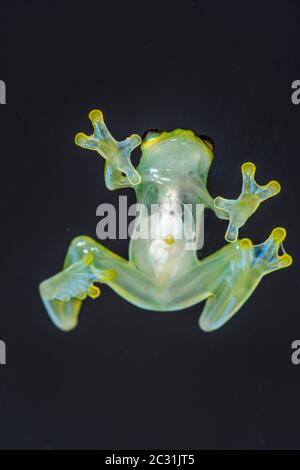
214, 162, 281, 242
39, 252, 115, 331
252, 227, 292, 275
75, 109, 141, 189
40, 253, 101, 303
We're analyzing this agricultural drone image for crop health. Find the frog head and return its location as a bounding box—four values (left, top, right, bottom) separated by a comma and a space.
138, 128, 214, 183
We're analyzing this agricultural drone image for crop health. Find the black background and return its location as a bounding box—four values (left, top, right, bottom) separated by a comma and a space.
0, 0, 299, 450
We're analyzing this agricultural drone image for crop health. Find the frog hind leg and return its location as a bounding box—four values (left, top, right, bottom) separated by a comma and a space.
199, 229, 292, 332
199, 279, 256, 332
39, 236, 162, 331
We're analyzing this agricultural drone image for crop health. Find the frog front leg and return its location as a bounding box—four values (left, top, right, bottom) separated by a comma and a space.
198, 227, 292, 331
75, 109, 142, 190
212, 162, 281, 242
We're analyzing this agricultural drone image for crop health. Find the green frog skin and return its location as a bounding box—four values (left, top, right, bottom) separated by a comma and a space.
39, 109, 292, 332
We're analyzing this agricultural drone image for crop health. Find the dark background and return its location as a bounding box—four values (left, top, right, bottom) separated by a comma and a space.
0, 0, 299, 450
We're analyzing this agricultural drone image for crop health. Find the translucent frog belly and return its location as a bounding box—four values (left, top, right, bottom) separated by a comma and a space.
130, 203, 197, 284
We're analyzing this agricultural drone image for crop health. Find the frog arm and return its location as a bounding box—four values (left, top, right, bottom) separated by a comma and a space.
212, 162, 281, 242
75, 109, 142, 190
199, 227, 292, 332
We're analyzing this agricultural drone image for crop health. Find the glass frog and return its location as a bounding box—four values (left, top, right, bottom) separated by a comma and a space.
39, 109, 292, 332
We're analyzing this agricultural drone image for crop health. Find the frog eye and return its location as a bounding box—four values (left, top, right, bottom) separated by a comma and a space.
197, 134, 215, 152
142, 128, 163, 143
